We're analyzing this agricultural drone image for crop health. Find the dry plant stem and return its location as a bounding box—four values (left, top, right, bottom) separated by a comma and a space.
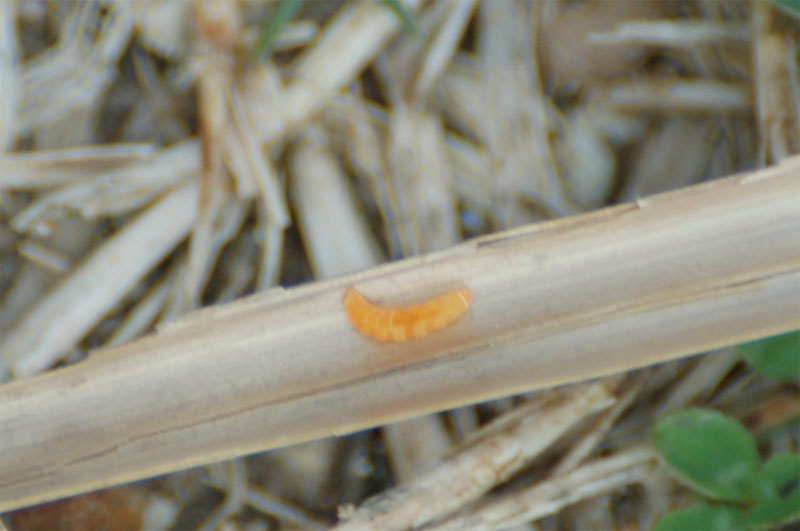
280, 0, 427, 138
386, 107, 460, 255
606, 79, 751, 113
203, 475, 327, 529
588, 20, 750, 45
226, 70, 288, 290
199, 460, 247, 531
621, 118, 717, 200
286, 129, 382, 498
550, 375, 638, 477
19, 2, 133, 133
654, 348, 741, 416
105, 260, 183, 348
1, 158, 799, 511
746, 390, 800, 434
15, 239, 72, 274
10, 140, 199, 233
184, 0, 237, 310
753, 1, 800, 164
433, 56, 486, 144
321, 94, 402, 252
0, 143, 157, 189
430, 445, 658, 530
480, 1, 575, 222
130, 0, 190, 59
444, 133, 492, 211
384, 415, 452, 483
290, 129, 451, 481
289, 129, 381, 278
409, 0, 478, 100
0, 182, 199, 378
0, 0, 17, 151
336, 381, 617, 530
0, 218, 93, 334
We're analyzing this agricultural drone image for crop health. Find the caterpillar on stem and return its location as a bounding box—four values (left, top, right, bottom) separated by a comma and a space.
344, 287, 474, 342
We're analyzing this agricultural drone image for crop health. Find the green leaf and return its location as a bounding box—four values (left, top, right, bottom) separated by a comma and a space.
747, 453, 800, 527
253, 0, 304, 60
737, 330, 800, 382
379, 0, 421, 37
654, 408, 760, 502
766, 0, 800, 19
655, 502, 748, 531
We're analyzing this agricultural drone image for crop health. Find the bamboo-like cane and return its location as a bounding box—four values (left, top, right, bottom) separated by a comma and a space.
1, 156, 799, 511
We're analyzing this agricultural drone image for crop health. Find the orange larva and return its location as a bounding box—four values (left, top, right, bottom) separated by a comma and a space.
344, 287, 474, 342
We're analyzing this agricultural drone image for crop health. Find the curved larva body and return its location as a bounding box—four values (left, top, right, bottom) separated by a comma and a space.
344, 287, 474, 342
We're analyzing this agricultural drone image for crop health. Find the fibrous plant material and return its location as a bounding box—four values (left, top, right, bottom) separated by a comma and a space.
1, 158, 798, 511
1, 0, 798, 527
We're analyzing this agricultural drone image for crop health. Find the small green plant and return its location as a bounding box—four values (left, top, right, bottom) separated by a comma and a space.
766, 0, 800, 19
737, 330, 800, 382
253, 0, 421, 61
653, 408, 800, 530
379, 0, 422, 37
253, 0, 304, 59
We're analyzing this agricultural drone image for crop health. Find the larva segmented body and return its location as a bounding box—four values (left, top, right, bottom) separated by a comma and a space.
344, 287, 474, 342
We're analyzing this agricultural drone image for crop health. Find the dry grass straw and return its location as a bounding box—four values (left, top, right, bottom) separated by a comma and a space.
1, 0, 798, 528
